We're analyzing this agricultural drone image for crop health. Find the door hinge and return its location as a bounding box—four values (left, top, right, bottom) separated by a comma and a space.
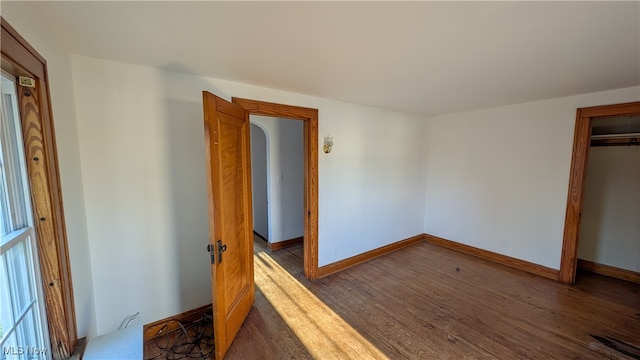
207, 243, 215, 264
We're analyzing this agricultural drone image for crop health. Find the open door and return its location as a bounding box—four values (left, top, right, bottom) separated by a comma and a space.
202, 91, 255, 359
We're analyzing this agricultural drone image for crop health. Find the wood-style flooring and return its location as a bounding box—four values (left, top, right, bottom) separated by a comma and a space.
148, 236, 640, 359
228, 237, 639, 359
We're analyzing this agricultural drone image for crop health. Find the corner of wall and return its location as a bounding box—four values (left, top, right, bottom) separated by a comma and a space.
421, 116, 431, 234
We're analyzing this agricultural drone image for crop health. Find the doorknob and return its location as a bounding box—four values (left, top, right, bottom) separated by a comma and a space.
217, 240, 227, 264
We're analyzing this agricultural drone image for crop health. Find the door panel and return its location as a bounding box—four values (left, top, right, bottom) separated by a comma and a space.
202, 91, 254, 359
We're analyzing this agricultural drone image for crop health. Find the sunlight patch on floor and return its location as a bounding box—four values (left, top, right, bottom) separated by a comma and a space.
254, 249, 389, 360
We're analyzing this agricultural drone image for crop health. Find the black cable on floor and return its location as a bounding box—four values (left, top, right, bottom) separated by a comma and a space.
145, 314, 214, 359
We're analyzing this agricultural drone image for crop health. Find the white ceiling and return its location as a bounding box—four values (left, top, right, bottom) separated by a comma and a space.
26, 1, 640, 116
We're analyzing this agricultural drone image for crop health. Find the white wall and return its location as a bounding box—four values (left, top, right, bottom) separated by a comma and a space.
251, 116, 304, 243
578, 146, 640, 272
250, 124, 269, 239
424, 87, 640, 269
5, 4, 637, 339
6, 1, 639, 340
1, 4, 96, 338
70, 55, 427, 335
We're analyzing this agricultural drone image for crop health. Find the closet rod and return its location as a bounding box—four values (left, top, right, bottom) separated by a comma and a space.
591, 132, 640, 140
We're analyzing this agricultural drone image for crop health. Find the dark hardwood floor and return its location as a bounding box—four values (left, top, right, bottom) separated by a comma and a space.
149, 236, 640, 359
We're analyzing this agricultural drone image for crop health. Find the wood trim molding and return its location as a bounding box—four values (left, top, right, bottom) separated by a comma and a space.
2, 17, 77, 359
318, 235, 424, 278
232, 97, 319, 280
316, 234, 559, 281
232, 98, 318, 120
143, 304, 212, 342
268, 237, 303, 251
0, 20, 46, 79
577, 259, 640, 284
559, 108, 591, 284
424, 234, 559, 280
559, 101, 640, 284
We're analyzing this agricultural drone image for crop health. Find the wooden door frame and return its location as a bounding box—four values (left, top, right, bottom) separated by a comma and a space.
559, 101, 640, 284
232, 98, 319, 280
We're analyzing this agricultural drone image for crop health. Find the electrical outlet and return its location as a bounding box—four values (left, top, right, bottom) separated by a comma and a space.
499, 239, 507, 248
332, 246, 337, 255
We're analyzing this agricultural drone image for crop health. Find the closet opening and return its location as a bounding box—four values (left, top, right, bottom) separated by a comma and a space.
576, 115, 640, 283
559, 101, 640, 284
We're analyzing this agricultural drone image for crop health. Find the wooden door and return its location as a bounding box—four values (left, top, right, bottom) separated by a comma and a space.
202, 91, 255, 359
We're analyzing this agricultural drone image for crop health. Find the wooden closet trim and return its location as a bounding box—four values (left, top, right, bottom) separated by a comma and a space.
559, 101, 640, 284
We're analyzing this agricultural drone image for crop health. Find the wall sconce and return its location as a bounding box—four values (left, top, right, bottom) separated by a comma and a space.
323, 135, 334, 154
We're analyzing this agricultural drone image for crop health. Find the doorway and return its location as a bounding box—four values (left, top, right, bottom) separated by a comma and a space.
559, 101, 640, 284
250, 118, 305, 254
250, 123, 269, 241
232, 98, 319, 280
576, 115, 640, 283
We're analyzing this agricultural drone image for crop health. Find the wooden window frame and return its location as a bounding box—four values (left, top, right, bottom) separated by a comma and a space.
1, 17, 77, 358
559, 101, 640, 284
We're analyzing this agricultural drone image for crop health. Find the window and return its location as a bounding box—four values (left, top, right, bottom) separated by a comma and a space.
1, 17, 78, 359
0, 73, 50, 359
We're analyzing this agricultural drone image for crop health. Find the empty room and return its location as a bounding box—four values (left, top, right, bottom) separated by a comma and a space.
0, 1, 638, 359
